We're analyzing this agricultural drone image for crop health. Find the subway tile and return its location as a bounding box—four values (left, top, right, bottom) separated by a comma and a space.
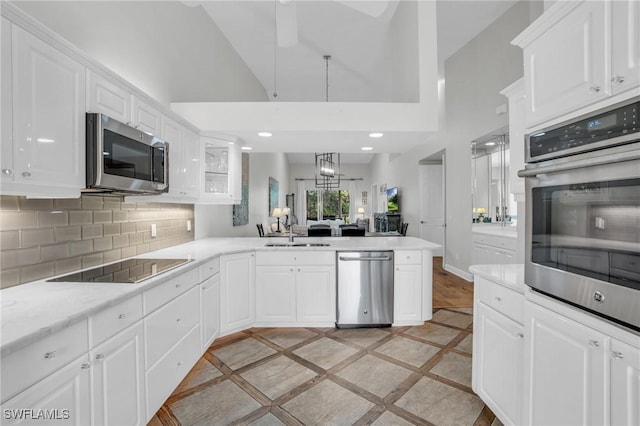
103, 223, 121, 236
121, 246, 136, 259
134, 202, 149, 210
55, 257, 82, 275
54, 226, 81, 243
1, 247, 39, 268
0, 196, 20, 211
93, 237, 113, 252
113, 211, 129, 223
93, 211, 112, 224
121, 202, 136, 210
113, 234, 129, 249
20, 228, 55, 248
136, 243, 150, 255
142, 231, 155, 243
0, 211, 38, 230
38, 211, 68, 227
103, 201, 122, 211
103, 249, 121, 263
20, 262, 55, 283
1, 268, 20, 289
69, 210, 93, 225
81, 196, 104, 210
1, 230, 20, 250
128, 211, 146, 221
129, 233, 144, 245
41, 243, 70, 261
53, 198, 82, 210
82, 224, 103, 240
19, 198, 53, 210
70, 240, 93, 256
149, 240, 164, 252
120, 222, 136, 234
82, 253, 104, 268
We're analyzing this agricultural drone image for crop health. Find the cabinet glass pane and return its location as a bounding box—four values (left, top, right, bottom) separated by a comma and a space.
205, 173, 228, 194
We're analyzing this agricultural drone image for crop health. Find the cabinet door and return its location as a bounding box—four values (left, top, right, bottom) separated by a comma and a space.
473, 302, 524, 426
12, 25, 85, 192
1, 17, 13, 185
524, 302, 606, 426
393, 264, 422, 323
131, 96, 161, 136
86, 70, 131, 123
256, 266, 297, 323
199, 136, 239, 204
524, 0, 608, 126
91, 322, 145, 426
611, 0, 640, 94
2, 355, 91, 426
182, 128, 201, 196
296, 266, 335, 323
220, 252, 255, 334
201, 273, 220, 351
227, 140, 242, 203
610, 339, 640, 426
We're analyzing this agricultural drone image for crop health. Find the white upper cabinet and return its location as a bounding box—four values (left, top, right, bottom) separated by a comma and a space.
131, 96, 162, 136
199, 136, 242, 204
86, 69, 131, 124
6, 24, 85, 198
1, 17, 13, 188
611, 0, 640, 94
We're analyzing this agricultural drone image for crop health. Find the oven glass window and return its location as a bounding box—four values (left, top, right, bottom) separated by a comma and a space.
531, 178, 640, 290
103, 129, 152, 180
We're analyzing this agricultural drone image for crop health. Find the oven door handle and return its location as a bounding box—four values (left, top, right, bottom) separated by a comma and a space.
518, 147, 640, 177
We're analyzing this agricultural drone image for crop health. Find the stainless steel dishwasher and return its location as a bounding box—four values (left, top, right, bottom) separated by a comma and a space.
336, 251, 394, 328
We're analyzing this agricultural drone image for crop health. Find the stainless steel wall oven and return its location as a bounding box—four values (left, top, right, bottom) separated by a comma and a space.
519, 97, 640, 331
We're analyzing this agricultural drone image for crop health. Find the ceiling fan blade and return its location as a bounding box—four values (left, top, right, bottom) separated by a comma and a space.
276, 0, 298, 47
336, 0, 389, 18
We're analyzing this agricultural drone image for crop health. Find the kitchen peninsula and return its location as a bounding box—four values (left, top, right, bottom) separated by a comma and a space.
0, 236, 439, 425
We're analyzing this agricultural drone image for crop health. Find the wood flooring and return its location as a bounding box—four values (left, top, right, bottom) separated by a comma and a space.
432, 257, 474, 309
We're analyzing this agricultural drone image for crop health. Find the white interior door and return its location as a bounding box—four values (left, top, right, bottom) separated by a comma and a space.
419, 163, 444, 256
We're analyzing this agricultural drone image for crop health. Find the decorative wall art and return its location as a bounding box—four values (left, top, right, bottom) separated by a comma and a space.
232, 153, 249, 226
268, 176, 279, 214
362, 191, 368, 205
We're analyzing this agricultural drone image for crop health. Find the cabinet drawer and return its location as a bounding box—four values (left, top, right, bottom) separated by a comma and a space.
146, 323, 200, 420
472, 234, 517, 251
477, 277, 524, 324
199, 257, 220, 282
256, 250, 334, 266
1, 319, 88, 403
143, 267, 198, 314
89, 294, 143, 347
394, 250, 422, 265
145, 286, 199, 368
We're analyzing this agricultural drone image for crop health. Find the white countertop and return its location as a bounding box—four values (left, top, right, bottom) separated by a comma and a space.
469, 263, 527, 294
472, 224, 518, 238
1, 237, 440, 356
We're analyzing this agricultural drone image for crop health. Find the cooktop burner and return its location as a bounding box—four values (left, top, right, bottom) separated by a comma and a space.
47, 258, 192, 283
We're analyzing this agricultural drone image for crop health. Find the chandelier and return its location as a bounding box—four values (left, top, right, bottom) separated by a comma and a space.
315, 152, 340, 190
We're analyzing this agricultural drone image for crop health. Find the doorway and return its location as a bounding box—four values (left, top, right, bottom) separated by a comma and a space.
419, 150, 445, 258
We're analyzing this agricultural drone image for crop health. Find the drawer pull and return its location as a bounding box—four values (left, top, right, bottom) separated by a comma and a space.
177, 361, 183, 367
495, 296, 502, 302
81, 363, 90, 370
95, 354, 105, 360
611, 351, 624, 360
117, 314, 126, 319
44, 351, 56, 359
176, 318, 181, 322
588, 340, 600, 348
517, 333, 524, 339
176, 284, 182, 288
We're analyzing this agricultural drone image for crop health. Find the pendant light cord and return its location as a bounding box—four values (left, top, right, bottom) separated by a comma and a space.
323, 55, 331, 102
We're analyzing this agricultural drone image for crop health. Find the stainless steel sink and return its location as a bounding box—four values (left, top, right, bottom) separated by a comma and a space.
264, 243, 330, 247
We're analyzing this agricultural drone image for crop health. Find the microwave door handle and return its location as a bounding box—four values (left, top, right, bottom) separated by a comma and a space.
518, 148, 640, 177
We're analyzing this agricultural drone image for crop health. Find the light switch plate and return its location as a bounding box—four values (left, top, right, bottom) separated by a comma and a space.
187, 220, 192, 232
151, 223, 157, 238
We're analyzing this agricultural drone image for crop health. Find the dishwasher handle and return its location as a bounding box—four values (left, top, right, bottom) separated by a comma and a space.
338, 256, 392, 262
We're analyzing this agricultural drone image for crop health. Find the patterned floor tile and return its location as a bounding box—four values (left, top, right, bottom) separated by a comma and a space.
336, 354, 413, 398
240, 355, 317, 400
282, 380, 374, 425
371, 410, 415, 426
249, 412, 286, 426
432, 309, 474, 329
169, 379, 261, 425
429, 351, 473, 387
212, 337, 277, 370
404, 322, 462, 346
292, 337, 359, 370
447, 307, 474, 315
375, 336, 440, 368
395, 376, 484, 425
332, 327, 390, 348
456, 333, 473, 354
173, 358, 223, 395
254, 327, 318, 349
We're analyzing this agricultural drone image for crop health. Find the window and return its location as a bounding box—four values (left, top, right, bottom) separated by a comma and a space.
306, 190, 350, 221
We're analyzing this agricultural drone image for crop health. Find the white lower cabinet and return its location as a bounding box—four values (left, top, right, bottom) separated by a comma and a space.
256, 266, 297, 323
610, 338, 640, 426
524, 301, 606, 426
1, 355, 91, 426
220, 252, 255, 334
296, 266, 335, 323
91, 321, 145, 426
393, 264, 422, 324
200, 273, 221, 351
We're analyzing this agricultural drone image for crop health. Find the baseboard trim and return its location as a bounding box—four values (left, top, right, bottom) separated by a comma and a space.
444, 263, 473, 282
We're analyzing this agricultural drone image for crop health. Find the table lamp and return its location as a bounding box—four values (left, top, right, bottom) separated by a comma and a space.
272, 207, 283, 232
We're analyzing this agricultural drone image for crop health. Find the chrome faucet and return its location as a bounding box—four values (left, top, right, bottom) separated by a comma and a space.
288, 231, 296, 243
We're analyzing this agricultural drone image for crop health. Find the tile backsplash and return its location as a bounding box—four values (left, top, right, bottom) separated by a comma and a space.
0, 195, 194, 289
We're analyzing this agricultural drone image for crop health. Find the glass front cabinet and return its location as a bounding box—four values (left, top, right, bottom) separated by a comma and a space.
200, 136, 241, 204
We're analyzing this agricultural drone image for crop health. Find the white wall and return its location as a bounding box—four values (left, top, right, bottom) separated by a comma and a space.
389, 1, 419, 102
15, 1, 268, 105
195, 153, 289, 238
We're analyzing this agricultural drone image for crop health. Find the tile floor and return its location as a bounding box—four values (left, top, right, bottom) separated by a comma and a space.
149, 307, 499, 426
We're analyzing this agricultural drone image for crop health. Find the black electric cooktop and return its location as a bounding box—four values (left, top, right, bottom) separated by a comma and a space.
47, 258, 192, 283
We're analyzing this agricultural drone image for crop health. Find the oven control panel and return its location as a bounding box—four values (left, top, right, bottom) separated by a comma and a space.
526, 98, 639, 162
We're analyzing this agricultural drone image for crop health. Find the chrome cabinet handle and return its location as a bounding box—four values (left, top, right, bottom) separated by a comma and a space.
611, 351, 624, 360
612, 75, 625, 84
588, 340, 600, 348
176, 283, 181, 288
81, 363, 90, 370
44, 351, 56, 359
22, 172, 31, 177
495, 296, 502, 302
95, 354, 104, 360
589, 85, 601, 93
117, 314, 126, 319
176, 317, 181, 322
2, 169, 12, 175
177, 361, 183, 367
517, 333, 524, 339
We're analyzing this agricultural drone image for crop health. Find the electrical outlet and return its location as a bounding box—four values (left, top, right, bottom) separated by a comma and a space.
187, 220, 192, 232
151, 223, 157, 238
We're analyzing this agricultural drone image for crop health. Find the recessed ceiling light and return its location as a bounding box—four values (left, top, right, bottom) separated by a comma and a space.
258, 132, 272, 137
369, 132, 383, 138
361, 146, 374, 151
241, 146, 253, 151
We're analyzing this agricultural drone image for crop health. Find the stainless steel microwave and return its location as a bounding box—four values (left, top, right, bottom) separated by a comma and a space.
85, 113, 169, 194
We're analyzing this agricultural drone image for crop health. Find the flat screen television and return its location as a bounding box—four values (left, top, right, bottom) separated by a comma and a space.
386, 187, 399, 212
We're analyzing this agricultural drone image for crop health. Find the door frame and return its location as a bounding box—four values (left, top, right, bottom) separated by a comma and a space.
418, 150, 446, 261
